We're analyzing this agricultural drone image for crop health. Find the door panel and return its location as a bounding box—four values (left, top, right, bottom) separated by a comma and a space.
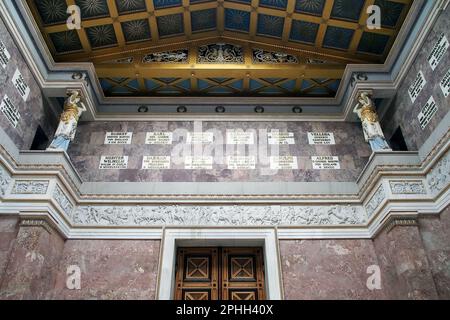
175, 247, 265, 300
175, 248, 219, 300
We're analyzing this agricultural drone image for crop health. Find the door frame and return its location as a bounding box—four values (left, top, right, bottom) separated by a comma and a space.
156, 228, 283, 300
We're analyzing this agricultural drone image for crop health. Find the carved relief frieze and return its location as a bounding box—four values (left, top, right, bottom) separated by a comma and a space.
252, 48, 298, 64
52, 185, 73, 216
365, 185, 386, 218
427, 151, 450, 195
197, 43, 244, 64
389, 180, 426, 194
12, 180, 49, 194
0, 165, 11, 196
70, 205, 367, 227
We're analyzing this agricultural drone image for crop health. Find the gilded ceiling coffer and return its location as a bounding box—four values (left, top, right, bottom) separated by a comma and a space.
353, 91, 391, 152
47, 89, 87, 152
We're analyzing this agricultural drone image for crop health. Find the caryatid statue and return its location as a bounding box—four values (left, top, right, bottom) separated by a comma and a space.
47, 89, 86, 151
353, 91, 391, 152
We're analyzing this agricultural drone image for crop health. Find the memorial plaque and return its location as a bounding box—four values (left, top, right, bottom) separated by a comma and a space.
0, 95, 20, 128
408, 71, 426, 103
145, 132, 173, 144
268, 131, 295, 145
0, 40, 11, 69
187, 132, 214, 144
440, 68, 450, 98
184, 156, 213, 169
418, 96, 438, 130
311, 156, 340, 170
428, 33, 449, 70
11, 69, 30, 101
104, 132, 133, 144
226, 131, 254, 144
142, 156, 171, 169
227, 156, 256, 170
270, 156, 298, 170
307, 132, 336, 145
99, 156, 128, 169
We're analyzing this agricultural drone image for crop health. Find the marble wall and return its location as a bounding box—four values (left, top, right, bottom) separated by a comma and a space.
280, 239, 387, 299
0, 17, 55, 150
51, 240, 160, 300
0, 223, 161, 300
0, 217, 18, 286
382, 6, 450, 151
419, 206, 450, 299
373, 224, 438, 299
0, 223, 65, 299
280, 214, 450, 300
68, 121, 371, 182
0, 217, 449, 299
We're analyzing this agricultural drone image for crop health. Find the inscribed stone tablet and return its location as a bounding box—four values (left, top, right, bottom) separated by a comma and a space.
104, 132, 133, 144
268, 131, 295, 145
142, 156, 171, 169
226, 131, 254, 144
311, 156, 340, 170
12, 69, 30, 101
185, 156, 213, 169
0, 41, 11, 69
418, 96, 438, 130
270, 156, 298, 170
227, 156, 256, 169
307, 132, 335, 145
408, 71, 426, 103
145, 132, 173, 144
428, 33, 449, 70
0, 95, 20, 128
99, 156, 128, 169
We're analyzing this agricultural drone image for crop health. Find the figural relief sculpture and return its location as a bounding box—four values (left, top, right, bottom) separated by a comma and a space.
353, 91, 391, 152
47, 89, 86, 151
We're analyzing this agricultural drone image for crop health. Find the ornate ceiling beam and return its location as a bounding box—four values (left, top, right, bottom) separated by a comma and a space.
94, 63, 345, 79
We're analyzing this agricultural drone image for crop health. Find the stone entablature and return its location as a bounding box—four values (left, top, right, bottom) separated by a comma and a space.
0, 139, 449, 237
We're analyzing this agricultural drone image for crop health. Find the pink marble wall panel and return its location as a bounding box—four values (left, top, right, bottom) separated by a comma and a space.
419, 206, 450, 299
0, 17, 56, 149
382, 7, 450, 150
51, 240, 160, 300
0, 217, 18, 285
68, 121, 371, 182
373, 225, 438, 299
279, 239, 386, 299
0, 225, 64, 299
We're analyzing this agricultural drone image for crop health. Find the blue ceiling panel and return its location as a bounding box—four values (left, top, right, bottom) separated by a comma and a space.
358, 32, 390, 55
331, 0, 365, 22
375, 0, 405, 27
115, 0, 147, 14
121, 19, 151, 43
153, 0, 182, 9
259, 0, 288, 10
191, 9, 217, 33
289, 20, 319, 44
75, 0, 109, 19
256, 14, 285, 38
294, 0, 326, 16
224, 8, 251, 33
157, 13, 184, 37
323, 26, 354, 50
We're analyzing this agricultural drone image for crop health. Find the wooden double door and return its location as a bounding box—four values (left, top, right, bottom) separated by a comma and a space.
175, 247, 265, 300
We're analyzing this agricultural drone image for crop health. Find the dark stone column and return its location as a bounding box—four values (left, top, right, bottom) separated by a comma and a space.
0, 218, 64, 299
373, 217, 439, 299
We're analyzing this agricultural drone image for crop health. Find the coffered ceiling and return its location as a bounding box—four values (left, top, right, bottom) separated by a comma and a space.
27, 0, 412, 98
